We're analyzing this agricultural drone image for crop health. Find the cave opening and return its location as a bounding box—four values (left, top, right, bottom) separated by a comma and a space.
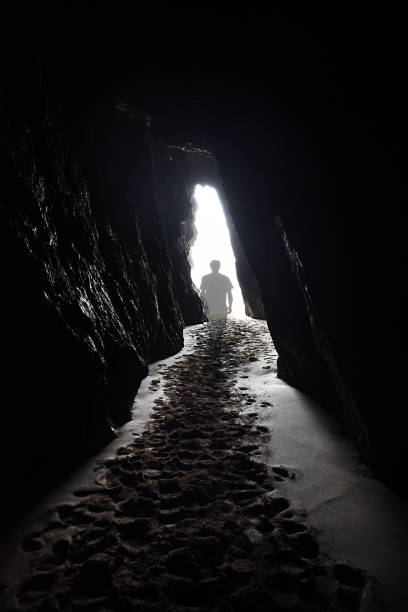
189, 184, 246, 317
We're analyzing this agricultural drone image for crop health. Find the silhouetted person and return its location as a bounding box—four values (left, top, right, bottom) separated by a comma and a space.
200, 260, 233, 320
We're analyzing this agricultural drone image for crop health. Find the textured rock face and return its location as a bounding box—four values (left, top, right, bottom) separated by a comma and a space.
0, 92, 204, 519
217, 187, 266, 320
201, 60, 405, 490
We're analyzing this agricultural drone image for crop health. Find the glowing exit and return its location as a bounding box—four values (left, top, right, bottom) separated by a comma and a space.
190, 185, 246, 317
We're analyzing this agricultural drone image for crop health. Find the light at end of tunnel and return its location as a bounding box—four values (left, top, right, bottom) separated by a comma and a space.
190, 185, 246, 318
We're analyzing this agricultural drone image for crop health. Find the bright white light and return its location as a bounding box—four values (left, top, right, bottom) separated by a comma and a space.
190, 184, 246, 317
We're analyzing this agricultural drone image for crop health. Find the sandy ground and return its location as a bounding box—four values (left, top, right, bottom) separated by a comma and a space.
0, 318, 406, 611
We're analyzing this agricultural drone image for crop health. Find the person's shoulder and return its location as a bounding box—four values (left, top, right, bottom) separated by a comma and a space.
220, 274, 233, 286
201, 273, 211, 281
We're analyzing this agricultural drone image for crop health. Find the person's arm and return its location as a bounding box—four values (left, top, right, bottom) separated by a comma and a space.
227, 288, 233, 314
200, 278, 207, 301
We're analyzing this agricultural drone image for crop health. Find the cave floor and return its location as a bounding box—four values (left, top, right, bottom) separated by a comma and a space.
1, 319, 407, 611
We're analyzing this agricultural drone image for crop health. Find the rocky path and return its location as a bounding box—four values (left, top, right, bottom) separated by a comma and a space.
0, 320, 366, 612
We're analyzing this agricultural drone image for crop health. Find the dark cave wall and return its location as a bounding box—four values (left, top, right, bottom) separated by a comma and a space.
215, 184, 266, 320
0, 90, 204, 519
204, 60, 405, 489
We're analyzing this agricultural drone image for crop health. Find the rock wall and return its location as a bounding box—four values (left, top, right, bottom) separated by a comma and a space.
198, 52, 405, 491
0, 87, 204, 520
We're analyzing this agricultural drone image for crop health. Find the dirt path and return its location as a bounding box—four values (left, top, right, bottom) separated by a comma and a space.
0, 319, 366, 612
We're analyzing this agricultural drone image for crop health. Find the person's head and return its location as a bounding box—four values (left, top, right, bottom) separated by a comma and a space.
210, 260, 221, 272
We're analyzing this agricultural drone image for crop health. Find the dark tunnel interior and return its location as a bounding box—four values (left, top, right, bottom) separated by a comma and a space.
0, 8, 407, 610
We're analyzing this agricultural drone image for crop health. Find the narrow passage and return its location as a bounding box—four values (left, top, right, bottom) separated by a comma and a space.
1, 320, 366, 612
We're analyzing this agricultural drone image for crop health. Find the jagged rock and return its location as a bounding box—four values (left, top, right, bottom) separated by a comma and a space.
0, 92, 205, 521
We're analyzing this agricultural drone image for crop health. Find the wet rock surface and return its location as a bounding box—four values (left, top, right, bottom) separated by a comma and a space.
1, 320, 366, 611
0, 103, 204, 521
